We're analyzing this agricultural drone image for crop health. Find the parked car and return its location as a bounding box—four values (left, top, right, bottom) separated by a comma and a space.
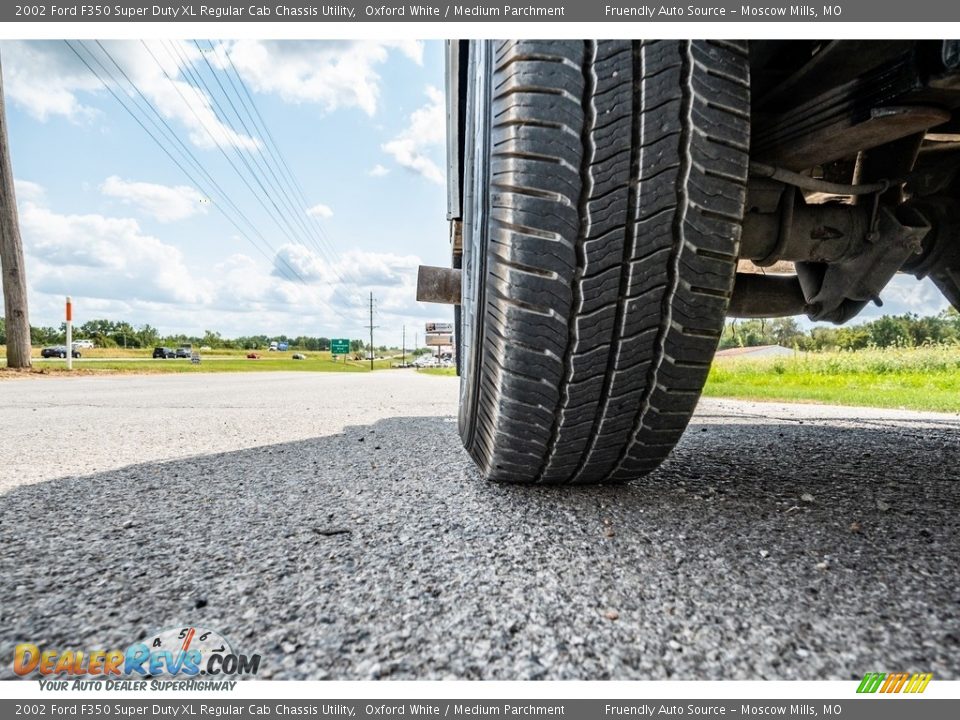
175, 348, 191, 358
292, 353, 306, 360
246, 352, 259, 359
41, 346, 80, 359
152, 347, 176, 359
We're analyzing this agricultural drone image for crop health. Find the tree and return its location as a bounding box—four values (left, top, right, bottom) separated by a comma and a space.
835, 324, 871, 350
771, 317, 804, 347
868, 315, 910, 348
0, 60, 31, 368
137, 324, 160, 348
201, 330, 223, 348
80, 319, 117, 347
30, 325, 60, 345
113, 321, 138, 348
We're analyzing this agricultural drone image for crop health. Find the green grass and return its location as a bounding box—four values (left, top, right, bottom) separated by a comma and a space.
414, 345, 960, 413
2, 351, 395, 376
704, 345, 960, 412
417, 367, 457, 376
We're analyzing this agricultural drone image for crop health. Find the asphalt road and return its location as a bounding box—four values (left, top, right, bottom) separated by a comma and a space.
1, 372, 958, 680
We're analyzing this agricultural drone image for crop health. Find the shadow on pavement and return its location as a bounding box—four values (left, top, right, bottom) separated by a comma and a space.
1, 413, 957, 680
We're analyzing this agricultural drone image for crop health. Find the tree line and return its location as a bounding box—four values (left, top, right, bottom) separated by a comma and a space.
0, 317, 376, 352
5, 308, 958, 353
720, 307, 960, 351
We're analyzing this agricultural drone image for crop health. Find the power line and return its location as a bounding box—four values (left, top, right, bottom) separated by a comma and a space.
212, 41, 353, 281
193, 39, 341, 278
151, 41, 327, 275
158, 40, 360, 313
199, 39, 368, 310
67, 39, 374, 332
70, 40, 309, 288
135, 40, 320, 288
90, 40, 300, 286
184, 41, 325, 262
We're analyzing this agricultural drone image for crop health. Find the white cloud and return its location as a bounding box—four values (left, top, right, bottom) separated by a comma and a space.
209, 40, 424, 116
368, 164, 390, 177
2, 39, 428, 158
306, 203, 334, 219
0, 40, 258, 150
871, 275, 950, 317
117, 40, 259, 151
271, 244, 418, 289
381, 86, 446, 184
15, 188, 434, 339
18, 200, 213, 305
273, 244, 335, 284
14, 179, 46, 203
100, 175, 208, 222
22, 228, 440, 341
0, 41, 101, 121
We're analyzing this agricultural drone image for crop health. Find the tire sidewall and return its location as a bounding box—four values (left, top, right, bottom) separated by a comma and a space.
457, 40, 492, 446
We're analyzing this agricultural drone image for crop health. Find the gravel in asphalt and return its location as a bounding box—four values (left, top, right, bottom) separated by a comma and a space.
0, 372, 957, 680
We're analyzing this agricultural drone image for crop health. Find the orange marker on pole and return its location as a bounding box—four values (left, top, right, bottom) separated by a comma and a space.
65, 296, 73, 371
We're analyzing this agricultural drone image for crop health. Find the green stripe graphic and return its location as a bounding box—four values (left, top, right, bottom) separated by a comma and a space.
857, 672, 886, 693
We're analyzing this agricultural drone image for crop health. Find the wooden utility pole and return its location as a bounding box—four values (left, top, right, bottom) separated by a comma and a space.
0, 56, 31, 368
366, 292, 378, 371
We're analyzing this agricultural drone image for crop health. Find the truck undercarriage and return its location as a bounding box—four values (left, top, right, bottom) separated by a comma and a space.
418, 40, 960, 485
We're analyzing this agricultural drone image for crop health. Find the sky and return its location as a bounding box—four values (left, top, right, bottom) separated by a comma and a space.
1, 39, 452, 348
0, 39, 951, 348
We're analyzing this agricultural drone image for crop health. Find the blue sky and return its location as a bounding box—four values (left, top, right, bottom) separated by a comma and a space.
0, 39, 950, 348
2, 39, 452, 347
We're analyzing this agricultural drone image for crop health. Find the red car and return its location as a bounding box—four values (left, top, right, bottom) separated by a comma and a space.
246, 352, 259, 359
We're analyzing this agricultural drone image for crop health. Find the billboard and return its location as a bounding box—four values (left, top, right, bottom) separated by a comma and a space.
425, 322, 453, 334
425, 334, 453, 346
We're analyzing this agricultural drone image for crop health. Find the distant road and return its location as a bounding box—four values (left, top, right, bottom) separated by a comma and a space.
1, 372, 957, 679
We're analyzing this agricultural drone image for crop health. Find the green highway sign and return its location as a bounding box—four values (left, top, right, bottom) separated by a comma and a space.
331, 338, 350, 355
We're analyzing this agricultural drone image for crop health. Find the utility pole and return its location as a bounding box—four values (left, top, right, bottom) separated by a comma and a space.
0, 56, 31, 369
366, 292, 378, 371
402, 324, 405, 367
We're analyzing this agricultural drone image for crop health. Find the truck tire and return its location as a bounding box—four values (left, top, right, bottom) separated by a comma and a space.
458, 40, 750, 484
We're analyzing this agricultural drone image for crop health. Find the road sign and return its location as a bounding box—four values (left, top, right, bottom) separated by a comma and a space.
331, 338, 350, 355
425, 322, 453, 334
426, 334, 453, 346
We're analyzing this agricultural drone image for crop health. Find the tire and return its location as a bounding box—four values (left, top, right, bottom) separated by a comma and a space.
458, 40, 750, 484
59, 352, 66, 359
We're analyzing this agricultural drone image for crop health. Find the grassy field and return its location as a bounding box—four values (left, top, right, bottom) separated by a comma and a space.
6, 344, 959, 413
417, 367, 457, 377
418, 346, 960, 413
704, 345, 960, 412
0, 347, 397, 377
